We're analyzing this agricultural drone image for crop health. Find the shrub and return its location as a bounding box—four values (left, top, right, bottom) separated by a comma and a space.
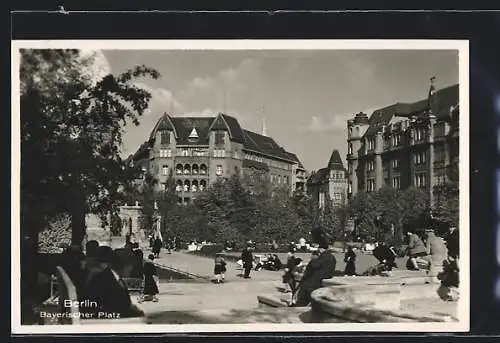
38, 215, 71, 253
198, 244, 225, 257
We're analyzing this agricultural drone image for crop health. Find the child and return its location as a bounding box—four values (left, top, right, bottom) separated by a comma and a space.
214, 253, 227, 284
344, 246, 357, 276
138, 254, 159, 303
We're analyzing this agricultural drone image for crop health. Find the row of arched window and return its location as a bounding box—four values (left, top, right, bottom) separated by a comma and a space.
175, 179, 207, 193
176, 163, 208, 175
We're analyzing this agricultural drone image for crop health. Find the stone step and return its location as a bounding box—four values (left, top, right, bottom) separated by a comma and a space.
144, 307, 316, 324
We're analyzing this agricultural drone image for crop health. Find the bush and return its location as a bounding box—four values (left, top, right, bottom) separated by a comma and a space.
38, 215, 71, 253
197, 244, 225, 257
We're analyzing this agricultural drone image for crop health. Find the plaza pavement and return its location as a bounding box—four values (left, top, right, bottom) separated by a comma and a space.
131, 251, 457, 323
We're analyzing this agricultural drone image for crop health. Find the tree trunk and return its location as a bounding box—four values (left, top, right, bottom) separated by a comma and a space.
20, 209, 41, 324
71, 188, 87, 248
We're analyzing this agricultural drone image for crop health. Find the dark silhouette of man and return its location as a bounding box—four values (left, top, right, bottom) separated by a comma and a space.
241, 241, 254, 279
130, 242, 144, 278
295, 239, 336, 306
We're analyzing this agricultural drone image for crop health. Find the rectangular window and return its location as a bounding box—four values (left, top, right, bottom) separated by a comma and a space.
215, 132, 225, 145
348, 143, 353, 154
367, 179, 375, 192
334, 193, 342, 200
160, 131, 170, 144
415, 128, 425, 142
392, 176, 400, 189
162, 165, 169, 176
414, 151, 426, 165
213, 149, 225, 158
367, 160, 375, 171
319, 192, 325, 209
367, 138, 375, 151
393, 134, 402, 147
392, 159, 399, 169
216, 165, 223, 176
415, 173, 427, 188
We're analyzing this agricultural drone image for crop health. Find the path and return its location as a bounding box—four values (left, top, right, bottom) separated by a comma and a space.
153, 250, 282, 282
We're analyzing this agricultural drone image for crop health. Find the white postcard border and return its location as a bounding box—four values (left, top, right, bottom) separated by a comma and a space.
11, 39, 470, 334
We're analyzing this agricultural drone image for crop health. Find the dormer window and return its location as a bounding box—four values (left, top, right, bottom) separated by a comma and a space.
215, 131, 225, 145
160, 130, 170, 144
187, 128, 199, 143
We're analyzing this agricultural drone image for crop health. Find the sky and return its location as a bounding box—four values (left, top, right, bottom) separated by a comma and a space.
96, 49, 458, 171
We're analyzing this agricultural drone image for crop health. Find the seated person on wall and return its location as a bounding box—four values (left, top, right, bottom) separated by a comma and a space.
294, 239, 336, 307
437, 258, 460, 301
366, 242, 397, 275
405, 230, 428, 271
80, 245, 144, 319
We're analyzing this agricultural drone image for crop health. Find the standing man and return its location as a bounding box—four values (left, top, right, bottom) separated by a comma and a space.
241, 241, 254, 279
445, 226, 459, 261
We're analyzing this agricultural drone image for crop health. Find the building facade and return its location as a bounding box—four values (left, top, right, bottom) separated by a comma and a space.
307, 149, 348, 209
346, 83, 459, 201
131, 113, 306, 204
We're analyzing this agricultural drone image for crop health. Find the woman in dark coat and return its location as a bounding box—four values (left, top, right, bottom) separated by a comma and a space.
343, 246, 357, 276
152, 237, 162, 258
140, 254, 159, 302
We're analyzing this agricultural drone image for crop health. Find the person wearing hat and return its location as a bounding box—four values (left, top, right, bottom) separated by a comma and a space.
139, 254, 160, 303
241, 241, 254, 279
294, 239, 336, 306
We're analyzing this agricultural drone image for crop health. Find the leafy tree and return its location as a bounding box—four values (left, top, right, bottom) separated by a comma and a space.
433, 182, 459, 228
347, 187, 429, 244
21, 49, 160, 250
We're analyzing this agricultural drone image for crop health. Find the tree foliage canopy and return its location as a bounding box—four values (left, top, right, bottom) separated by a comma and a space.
20, 49, 160, 245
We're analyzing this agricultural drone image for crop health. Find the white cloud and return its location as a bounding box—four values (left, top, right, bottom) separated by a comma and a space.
77, 50, 111, 85
178, 58, 264, 117
134, 82, 183, 115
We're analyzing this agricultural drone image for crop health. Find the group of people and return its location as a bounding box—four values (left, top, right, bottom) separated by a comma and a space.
284, 239, 337, 306
148, 235, 180, 258
60, 241, 145, 319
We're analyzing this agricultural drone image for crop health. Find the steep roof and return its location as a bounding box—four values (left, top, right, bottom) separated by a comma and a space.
242, 159, 270, 171
242, 130, 295, 162
328, 150, 345, 170
140, 112, 302, 163
148, 114, 177, 141
363, 84, 459, 137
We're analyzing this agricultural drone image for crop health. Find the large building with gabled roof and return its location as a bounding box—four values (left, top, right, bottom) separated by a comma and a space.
307, 149, 348, 209
346, 82, 459, 200
131, 112, 307, 204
